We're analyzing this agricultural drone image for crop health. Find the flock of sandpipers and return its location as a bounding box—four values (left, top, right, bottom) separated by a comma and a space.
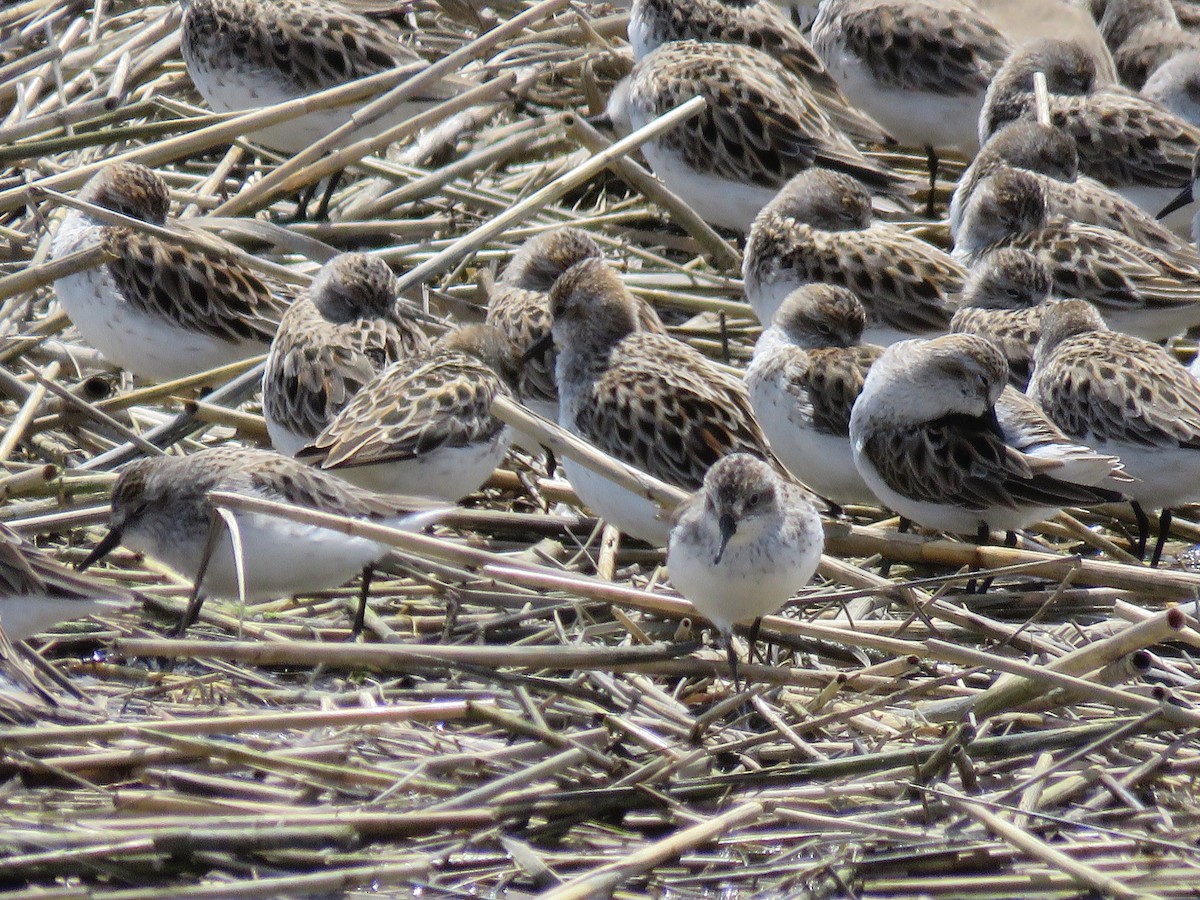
7, 0, 1200, 684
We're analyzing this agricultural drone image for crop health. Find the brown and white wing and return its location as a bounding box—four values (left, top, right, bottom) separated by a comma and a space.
860, 411, 1124, 510
1053, 90, 1200, 188
103, 228, 289, 343
823, 0, 1010, 96
303, 352, 506, 469
578, 334, 773, 491
1037, 334, 1200, 448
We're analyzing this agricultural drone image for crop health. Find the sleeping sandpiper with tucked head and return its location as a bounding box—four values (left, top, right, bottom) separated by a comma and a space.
628, 0, 892, 144
745, 284, 882, 506
1029, 298, 1200, 565
542, 257, 776, 545
950, 248, 1056, 391
0, 523, 140, 644
848, 333, 1126, 540
486, 228, 663, 425
668, 453, 823, 687
744, 168, 963, 343
602, 39, 916, 232
955, 168, 1200, 341
79, 447, 445, 636
263, 253, 429, 457
950, 120, 1186, 256
298, 325, 519, 503
50, 163, 293, 382
810, 0, 1011, 211
180, 0, 473, 155
979, 37, 1200, 233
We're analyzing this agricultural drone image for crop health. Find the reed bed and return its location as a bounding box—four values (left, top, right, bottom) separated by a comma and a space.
2, 0, 1200, 896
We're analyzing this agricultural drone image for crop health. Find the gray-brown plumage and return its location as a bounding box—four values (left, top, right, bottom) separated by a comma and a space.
744, 168, 963, 342
628, 0, 893, 144
298, 325, 519, 502
263, 252, 429, 456
954, 168, 1200, 341
950, 248, 1056, 390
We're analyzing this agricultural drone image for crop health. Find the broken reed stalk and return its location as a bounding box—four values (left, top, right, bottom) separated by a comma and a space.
0, 700, 485, 750
0, 244, 114, 302
939, 786, 1159, 900
542, 801, 769, 900
922, 608, 1190, 722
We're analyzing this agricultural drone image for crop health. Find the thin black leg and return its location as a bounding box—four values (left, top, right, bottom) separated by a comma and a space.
313, 169, 344, 221
925, 145, 939, 218
967, 522, 991, 594
176, 514, 223, 636
295, 180, 320, 220
725, 637, 742, 694
352, 564, 374, 638
1151, 509, 1173, 568
745, 616, 763, 666
881, 517, 912, 578
1131, 501, 1150, 561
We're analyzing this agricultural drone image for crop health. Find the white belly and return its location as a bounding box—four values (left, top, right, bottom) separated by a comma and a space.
1084, 439, 1200, 510
53, 265, 266, 382
1103, 303, 1200, 342
129, 510, 393, 602
52, 218, 268, 381
667, 527, 820, 632
745, 272, 801, 326
819, 46, 983, 153
639, 140, 780, 232
265, 415, 312, 458
186, 58, 434, 154
0, 595, 117, 643
325, 431, 511, 502
561, 455, 674, 545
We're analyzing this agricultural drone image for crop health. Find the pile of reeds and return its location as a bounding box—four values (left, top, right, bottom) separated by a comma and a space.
1, 0, 1199, 896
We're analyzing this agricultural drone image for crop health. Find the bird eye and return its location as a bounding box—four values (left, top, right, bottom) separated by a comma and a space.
816, 322, 832, 336
748, 492, 761, 507
1006, 288, 1021, 298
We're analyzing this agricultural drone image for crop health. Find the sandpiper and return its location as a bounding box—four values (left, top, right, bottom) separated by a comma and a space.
950, 120, 1186, 256
955, 168, 1200, 341
263, 253, 429, 457
0, 524, 140, 643
298, 325, 519, 502
602, 39, 916, 232
745, 283, 882, 506
979, 37, 1200, 233
949, 248, 1056, 391
486, 229, 663, 425
628, 0, 892, 144
849, 332, 1126, 540
668, 453, 823, 687
1029, 298, 1200, 565
79, 447, 445, 636
744, 168, 963, 343
810, 0, 1011, 211
180, 0, 473, 156
540, 257, 776, 545
50, 163, 292, 382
